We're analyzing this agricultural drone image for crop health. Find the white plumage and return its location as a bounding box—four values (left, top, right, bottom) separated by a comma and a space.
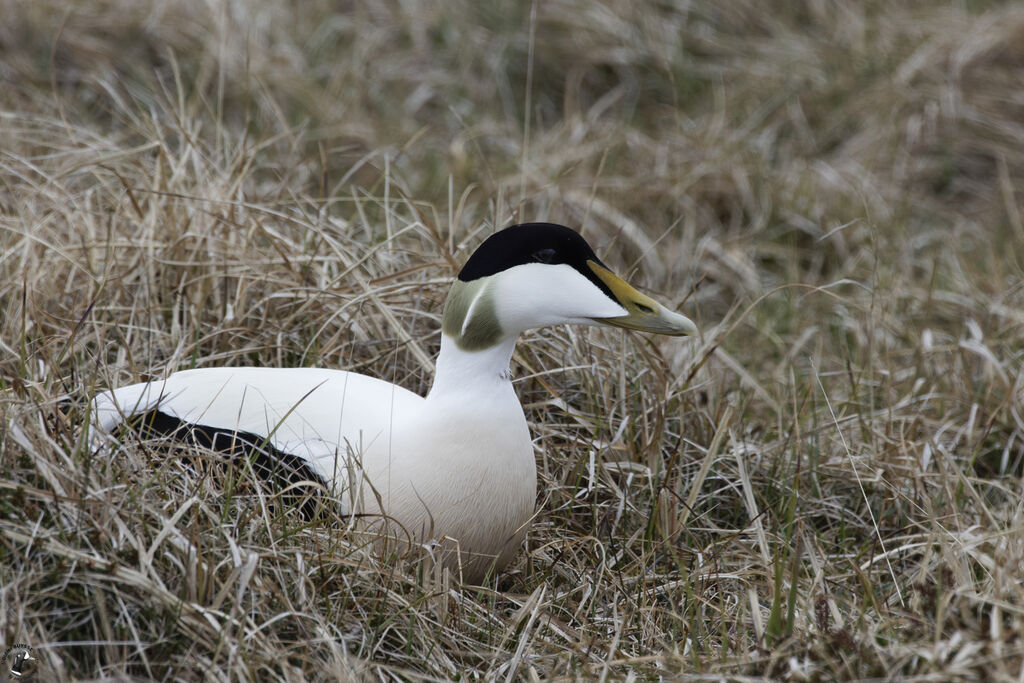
92, 223, 696, 582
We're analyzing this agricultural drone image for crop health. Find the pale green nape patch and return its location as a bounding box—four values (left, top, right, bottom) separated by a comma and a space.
441, 279, 503, 351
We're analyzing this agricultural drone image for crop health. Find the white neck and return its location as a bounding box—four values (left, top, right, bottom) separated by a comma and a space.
426, 333, 519, 402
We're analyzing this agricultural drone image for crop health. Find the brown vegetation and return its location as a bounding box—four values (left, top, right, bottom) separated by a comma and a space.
2, 0, 1023, 679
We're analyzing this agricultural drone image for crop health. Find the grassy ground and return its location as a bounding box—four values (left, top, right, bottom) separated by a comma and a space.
2, 0, 1023, 679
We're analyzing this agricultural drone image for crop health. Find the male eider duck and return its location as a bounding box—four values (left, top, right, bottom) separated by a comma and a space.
91, 222, 697, 582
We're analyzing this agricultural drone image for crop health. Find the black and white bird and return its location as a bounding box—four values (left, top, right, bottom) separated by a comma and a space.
91, 223, 697, 582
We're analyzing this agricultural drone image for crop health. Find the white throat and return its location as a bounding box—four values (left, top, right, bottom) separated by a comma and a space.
427, 333, 519, 401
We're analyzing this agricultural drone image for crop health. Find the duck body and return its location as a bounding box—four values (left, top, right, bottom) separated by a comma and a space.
93, 339, 534, 580
92, 223, 696, 583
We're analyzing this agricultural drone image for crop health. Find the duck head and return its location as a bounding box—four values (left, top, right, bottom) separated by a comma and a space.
442, 223, 697, 351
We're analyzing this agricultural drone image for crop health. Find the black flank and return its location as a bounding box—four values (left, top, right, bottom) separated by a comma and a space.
126, 409, 331, 520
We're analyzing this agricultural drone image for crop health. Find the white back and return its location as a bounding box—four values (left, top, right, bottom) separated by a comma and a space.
92, 367, 425, 487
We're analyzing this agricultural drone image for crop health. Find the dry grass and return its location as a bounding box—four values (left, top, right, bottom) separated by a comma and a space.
2, 0, 1024, 679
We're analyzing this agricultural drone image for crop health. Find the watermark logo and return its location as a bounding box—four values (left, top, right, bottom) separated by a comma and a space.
1, 644, 37, 679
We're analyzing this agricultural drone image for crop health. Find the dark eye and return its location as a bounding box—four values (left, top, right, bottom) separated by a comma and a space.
532, 248, 557, 264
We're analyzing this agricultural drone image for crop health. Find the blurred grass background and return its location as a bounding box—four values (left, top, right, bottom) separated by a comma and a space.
1, 0, 1023, 679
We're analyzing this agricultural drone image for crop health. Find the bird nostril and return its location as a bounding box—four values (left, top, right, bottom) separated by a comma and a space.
634, 302, 654, 314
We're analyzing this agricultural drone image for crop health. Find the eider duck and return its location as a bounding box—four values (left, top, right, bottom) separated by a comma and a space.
91, 222, 697, 582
